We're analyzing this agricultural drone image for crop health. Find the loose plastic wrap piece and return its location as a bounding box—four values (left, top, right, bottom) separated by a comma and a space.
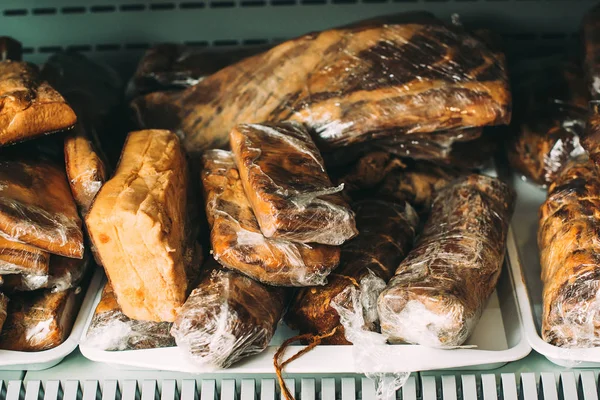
131, 12, 511, 155
201, 149, 340, 286
0, 60, 77, 146
378, 174, 515, 347
508, 60, 588, 186
0, 236, 50, 276
0, 293, 7, 333
171, 258, 287, 369
230, 122, 357, 245
128, 44, 269, 97
286, 200, 418, 344
85, 282, 175, 351
0, 160, 84, 258
538, 156, 600, 347
87, 129, 199, 322
0, 287, 78, 351
0, 37, 22, 61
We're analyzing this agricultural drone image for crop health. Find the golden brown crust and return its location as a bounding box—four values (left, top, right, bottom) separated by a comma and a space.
0, 160, 83, 258
538, 157, 600, 347
378, 174, 515, 347
132, 14, 510, 155
0, 61, 76, 146
86, 129, 198, 322
0, 288, 76, 351
230, 122, 357, 245
286, 200, 418, 344
201, 149, 340, 286
0, 236, 50, 275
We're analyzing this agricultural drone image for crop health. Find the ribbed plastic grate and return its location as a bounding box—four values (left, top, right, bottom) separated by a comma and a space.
1, 373, 599, 400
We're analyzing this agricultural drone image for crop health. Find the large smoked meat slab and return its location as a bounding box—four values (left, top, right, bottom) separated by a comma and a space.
86, 130, 198, 322
132, 12, 511, 155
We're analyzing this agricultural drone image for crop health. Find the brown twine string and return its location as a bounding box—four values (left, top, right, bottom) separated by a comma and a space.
274, 327, 339, 400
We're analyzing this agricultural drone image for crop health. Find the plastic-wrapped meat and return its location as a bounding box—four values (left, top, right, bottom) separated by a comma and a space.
538, 157, 600, 347
171, 258, 287, 369
508, 60, 588, 186
87, 129, 200, 322
0, 236, 50, 276
286, 200, 418, 344
132, 12, 510, 155
128, 43, 269, 97
0, 287, 78, 351
41, 52, 123, 213
0, 160, 84, 258
0, 293, 7, 333
0, 37, 21, 61
0, 61, 77, 146
201, 149, 340, 286
84, 282, 175, 351
230, 122, 357, 245
333, 153, 462, 214
378, 174, 515, 347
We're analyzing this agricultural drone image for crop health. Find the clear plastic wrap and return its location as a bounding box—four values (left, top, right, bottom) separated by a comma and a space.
0, 159, 84, 259
171, 258, 287, 369
538, 156, 600, 347
0, 236, 50, 276
128, 43, 269, 97
131, 12, 510, 155
230, 122, 357, 245
84, 282, 175, 351
0, 60, 77, 146
0, 37, 22, 61
378, 174, 515, 347
0, 287, 78, 351
86, 129, 200, 322
0, 293, 7, 333
285, 200, 418, 344
201, 149, 340, 286
508, 59, 588, 186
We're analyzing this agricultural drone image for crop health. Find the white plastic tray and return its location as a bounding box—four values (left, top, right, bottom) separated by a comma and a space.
79, 237, 531, 374
510, 176, 600, 367
0, 267, 103, 371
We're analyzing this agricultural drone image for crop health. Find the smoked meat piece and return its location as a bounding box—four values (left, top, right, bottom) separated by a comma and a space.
85, 283, 175, 351
86, 129, 198, 322
538, 157, 600, 347
0, 236, 50, 276
286, 200, 418, 344
508, 60, 587, 186
132, 12, 510, 154
201, 149, 340, 286
171, 258, 287, 368
0, 160, 84, 258
230, 122, 357, 245
378, 174, 515, 347
0, 61, 76, 146
0, 288, 78, 351
0, 293, 7, 333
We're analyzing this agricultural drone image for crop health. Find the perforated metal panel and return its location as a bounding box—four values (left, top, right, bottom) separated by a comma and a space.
2, 373, 599, 400
0, 0, 596, 72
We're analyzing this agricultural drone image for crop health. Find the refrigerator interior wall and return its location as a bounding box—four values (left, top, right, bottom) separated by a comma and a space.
0, 0, 596, 75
